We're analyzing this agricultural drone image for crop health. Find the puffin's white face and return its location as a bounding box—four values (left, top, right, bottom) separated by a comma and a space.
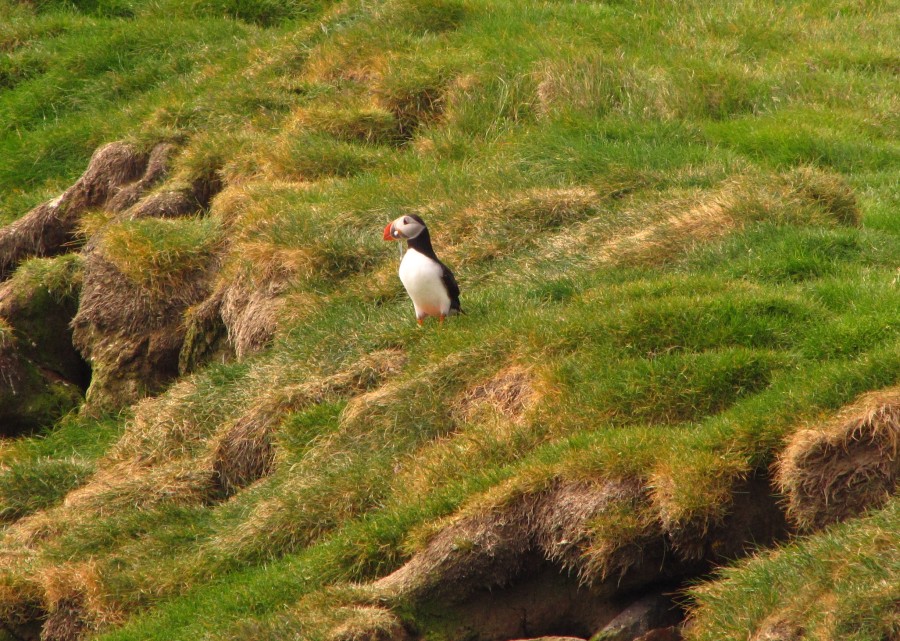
383, 215, 426, 242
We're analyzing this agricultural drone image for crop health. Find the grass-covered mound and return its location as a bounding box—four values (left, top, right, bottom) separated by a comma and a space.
0, 0, 897, 639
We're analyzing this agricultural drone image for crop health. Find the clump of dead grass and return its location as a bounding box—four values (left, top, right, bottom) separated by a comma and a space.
451, 365, 538, 426
777, 387, 900, 531
38, 562, 117, 641
217, 264, 302, 359
536, 54, 677, 121
534, 169, 861, 273
327, 605, 411, 641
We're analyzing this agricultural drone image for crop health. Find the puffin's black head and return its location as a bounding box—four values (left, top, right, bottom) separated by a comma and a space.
383, 214, 427, 241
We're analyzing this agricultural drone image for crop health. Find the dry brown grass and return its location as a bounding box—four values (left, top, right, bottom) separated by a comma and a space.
535, 54, 677, 121
391, 366, 545, 503
533, 168, 859, 274
0, 142, 147, 277
215, 238, 332, 359
0, 141, 179, 279
327, 606, 411, 641
444, 186, 601, 267
38, 562, 120, 641
104, 142, 176, 213
590, 183, 744, 267
777, 387, 900, 531
451, 365, 538, 426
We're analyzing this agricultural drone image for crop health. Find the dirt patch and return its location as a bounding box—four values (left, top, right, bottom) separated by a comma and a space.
39, 597, 85, 641
0, 349, 82, 437
777, 387, 900, 531
178, 291, 231, 375
0, 256, 88, 389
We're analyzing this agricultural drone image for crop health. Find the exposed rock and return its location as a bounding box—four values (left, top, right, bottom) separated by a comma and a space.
590, 591, 682, 641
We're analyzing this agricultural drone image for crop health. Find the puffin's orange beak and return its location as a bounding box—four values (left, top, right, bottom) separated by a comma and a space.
383, 222, 395, 241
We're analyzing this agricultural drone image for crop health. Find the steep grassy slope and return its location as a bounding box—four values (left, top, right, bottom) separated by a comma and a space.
0, 0, 898, 640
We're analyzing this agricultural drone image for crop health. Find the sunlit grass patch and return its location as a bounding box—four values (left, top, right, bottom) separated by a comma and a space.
96, 217, 222, 293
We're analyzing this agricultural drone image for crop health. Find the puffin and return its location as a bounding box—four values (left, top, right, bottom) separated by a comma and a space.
383, 214, 462, 325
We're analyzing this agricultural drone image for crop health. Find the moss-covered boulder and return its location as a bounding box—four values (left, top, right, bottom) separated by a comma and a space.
0, 256, 87, 434
0, 336, 82, 436
0, 255, 89, 388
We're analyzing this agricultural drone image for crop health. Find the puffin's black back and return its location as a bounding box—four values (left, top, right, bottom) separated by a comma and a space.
405, 216, 463, 313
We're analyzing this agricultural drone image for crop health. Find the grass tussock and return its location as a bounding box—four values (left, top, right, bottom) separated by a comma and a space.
451, 365, 538, 426
212, 349, 407, 496
96, 217, 221, 294
777, 387, 900, 531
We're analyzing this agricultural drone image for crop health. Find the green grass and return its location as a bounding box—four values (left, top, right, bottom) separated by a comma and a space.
0, 0, 897, 639
689, 497, 900, 641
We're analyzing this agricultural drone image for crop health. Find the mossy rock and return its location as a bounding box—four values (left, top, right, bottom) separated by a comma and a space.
0, 350, 83, 436
0, 255, 90, 389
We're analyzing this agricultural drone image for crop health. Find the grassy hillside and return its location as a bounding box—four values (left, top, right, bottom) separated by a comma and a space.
0, 0, 898, 640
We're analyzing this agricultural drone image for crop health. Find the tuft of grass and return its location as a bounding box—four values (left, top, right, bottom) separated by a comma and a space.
97, 217, 222, 292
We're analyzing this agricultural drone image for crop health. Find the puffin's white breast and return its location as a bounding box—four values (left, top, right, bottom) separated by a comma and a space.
399, 248, 451, 318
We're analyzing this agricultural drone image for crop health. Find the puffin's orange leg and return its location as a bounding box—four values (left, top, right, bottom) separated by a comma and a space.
417, 318, 424, 327
439, 314, 445, 325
